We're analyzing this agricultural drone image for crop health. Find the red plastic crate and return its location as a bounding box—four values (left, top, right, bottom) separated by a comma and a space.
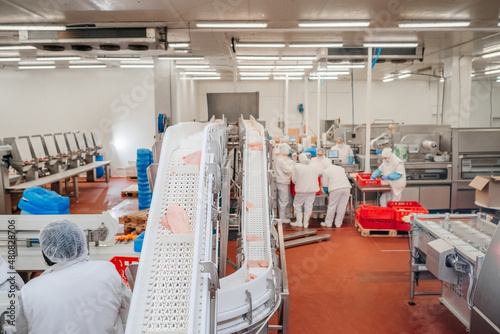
388, 201, 428, 222
387, 201, 422, 209
395, 219, 412, 231
356, 173, 381, 187
356, 209, 395, 229
359, 205, 395, 220
110, 256, 140, 288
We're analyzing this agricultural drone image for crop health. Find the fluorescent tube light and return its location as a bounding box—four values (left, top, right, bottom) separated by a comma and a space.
364, 42, 418, 48
275, 65, 313, 69
19, 65, 55, 69
0, 57, 20, 61
399, 21, 470, 28
299, 21, 370, 28
174, 49, 189, 53
383, 77, 394, 82
327, 64, 365, 69
196, 22, 267, 28
281, 56, 317, 60
97, 56, 141, 61
482, 51, 500, 59
158, 56, 205, 61
485, 68, 500, 75
309, 76, 339, 80
0, 45, 36, 50
274, 76, 302, 80
240, 72, 272, 76
192, 76, 221, 80
120, 64, 154, 68
315, 71, 350, 75
236, 56, 280, 60
272, 71, 305, 76
69, 64, 106, 69
240, 77, 270, 80
184, 71, 219, 75
398, 73, 411, 79
237, 43, 285, 48
0, 25, 66, 31
176, 64, 210, 69
289, 42, 343, 48
168, 43, 190, 48
36, 56, 81, 61
238, 65, 275, 69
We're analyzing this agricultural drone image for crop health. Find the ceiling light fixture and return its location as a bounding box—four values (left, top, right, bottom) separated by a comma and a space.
240, 71, 272, 76
18, 65, 55, 69
364, 42, 419, 48
299, 21, 370, 28
482, 51, 500, 59
236, 56, 280, 60
316, 71, 350, 75
196, 22, 267, 28
120, 64, 155, 68
275, 65, 313, 69
399, 21, 470, 28
0, 25, 66, 31
97, 56, 141, 61
0, 45, 36, 50
159, 56, 205, 61
274, 76, 302, 80
240, 77, 270, 80
174, 49, 189, 53
176, 64, 210, 69
398, 73, 411, 79
237, 43, 285, 48
192, 76, 221, 80
184, 71, 219, 75
309, 76, 339, 80
272, 71, 305, 76
0, 57, 20, 61
238, 65, 275, 69
327, 64, 365, 69
36, 56, 81, 61
289, 42, 343, 48
383, 77, 394, 82
485, 68, 500, 75
281, 56, 317, 60
168, 43, 190, 48
69, 64, 107, 69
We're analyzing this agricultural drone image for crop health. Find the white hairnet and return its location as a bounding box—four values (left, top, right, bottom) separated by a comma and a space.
279, 145, 289, 155
382, 148, 392, 158
299, 153, 310, 164
322, 159, 332, 169
40, 220, 88, 264
317, 148, 325, 155
282, 136, 290, 143
337, 137, 344, 143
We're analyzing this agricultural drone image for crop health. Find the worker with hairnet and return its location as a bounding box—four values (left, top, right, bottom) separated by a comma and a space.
311, 148, 327, 217
371, 147, 407, 207
274, 145, 296, 223
291, 153, 319, 228
281, 136, 291, 151
16, 220, 131, 334
0, 252, 24, 291
321, 160, 351, 228
330, 137, 354, 164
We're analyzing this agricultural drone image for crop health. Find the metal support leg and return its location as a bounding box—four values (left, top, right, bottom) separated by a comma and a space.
73, 175, 79, 201
219, 163, 230, 278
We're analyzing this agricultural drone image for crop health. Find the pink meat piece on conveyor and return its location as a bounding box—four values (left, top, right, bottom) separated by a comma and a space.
257, 260, 269, 267
248, 273, 258, 281
246, 234, 263, 242
183, 150, 202, 168
247, 260, 269, 268
248, 142, 263, 151
245, 201, 256, 211
161, 203, 191, 234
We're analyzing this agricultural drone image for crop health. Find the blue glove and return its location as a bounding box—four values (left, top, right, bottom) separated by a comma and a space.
348, 156, 354, 164
370, 169, 381, 180
388, 172, 402, 181
381, 175, 389, 180
323, 187, 329, 194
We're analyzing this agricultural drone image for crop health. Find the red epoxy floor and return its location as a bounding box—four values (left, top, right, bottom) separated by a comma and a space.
68, 178, 466, 334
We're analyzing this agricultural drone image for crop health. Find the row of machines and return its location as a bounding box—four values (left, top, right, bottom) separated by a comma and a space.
409, 213, 500, 333
327, 124, 500, 211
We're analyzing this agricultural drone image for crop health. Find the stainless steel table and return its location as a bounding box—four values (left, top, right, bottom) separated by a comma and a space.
352, 179, 391, 209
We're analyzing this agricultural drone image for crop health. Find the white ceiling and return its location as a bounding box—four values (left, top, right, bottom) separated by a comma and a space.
0, 0, 500, 80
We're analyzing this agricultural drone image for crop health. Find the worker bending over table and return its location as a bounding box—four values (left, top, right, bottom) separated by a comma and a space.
321, 160, 351, 228
371, 148, 407, 207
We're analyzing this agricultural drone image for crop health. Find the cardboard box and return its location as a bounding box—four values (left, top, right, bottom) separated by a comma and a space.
469, 176, 500, 207
287, 128, 301, 143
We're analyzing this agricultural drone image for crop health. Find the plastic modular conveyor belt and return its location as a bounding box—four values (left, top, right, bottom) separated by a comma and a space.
126, 116, 280, 333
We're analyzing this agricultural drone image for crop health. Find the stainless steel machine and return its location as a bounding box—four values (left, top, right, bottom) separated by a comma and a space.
451, 128, 500, 211
409, 213, 497, 331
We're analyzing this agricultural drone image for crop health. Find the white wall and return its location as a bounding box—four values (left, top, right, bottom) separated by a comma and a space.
196, 78, 440, 138
0, 67, 155, 169
470, 78, 500, 127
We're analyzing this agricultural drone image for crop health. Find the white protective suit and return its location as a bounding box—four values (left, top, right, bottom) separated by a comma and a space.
274, 146, 296, 222
0, 253, 24, 291
378, 151, 407, 207
330, 143, 354, 164
321, 160, 351, 227
15, 220, 131, 334
311, 155, 327, 175
291, 154, 319, 228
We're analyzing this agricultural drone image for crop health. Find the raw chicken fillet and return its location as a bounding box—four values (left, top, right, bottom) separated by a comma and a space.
161, 203, 191, 234
183, 150, 202, 168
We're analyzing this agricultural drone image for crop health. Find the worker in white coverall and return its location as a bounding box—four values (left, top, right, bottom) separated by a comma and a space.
0, 252, 24, 291
321, 160, 351, 228
291, 153, 319, 228
330, 137, 354, 164
311, 148, 327, 218
16, 220, 131, 334
274, 145, 296, 223
371, 147, 407, 207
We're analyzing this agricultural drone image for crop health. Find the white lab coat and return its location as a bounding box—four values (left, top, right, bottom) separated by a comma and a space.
322, 165, 351, 227
16, 257, 131, 334
292, 161, 319, 193
330, 144, 353, 164
274, 155, 295, 185
378, 154, 407, 196
0, 255, 24, 291
311, 156, 327, 175
322, 165, 351, 192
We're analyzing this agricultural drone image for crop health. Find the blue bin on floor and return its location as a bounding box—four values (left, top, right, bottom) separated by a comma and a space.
18, 187, 70, 215
95, 155, 104, 178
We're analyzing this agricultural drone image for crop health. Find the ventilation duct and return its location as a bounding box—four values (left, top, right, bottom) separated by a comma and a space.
326, 47, 424, 61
